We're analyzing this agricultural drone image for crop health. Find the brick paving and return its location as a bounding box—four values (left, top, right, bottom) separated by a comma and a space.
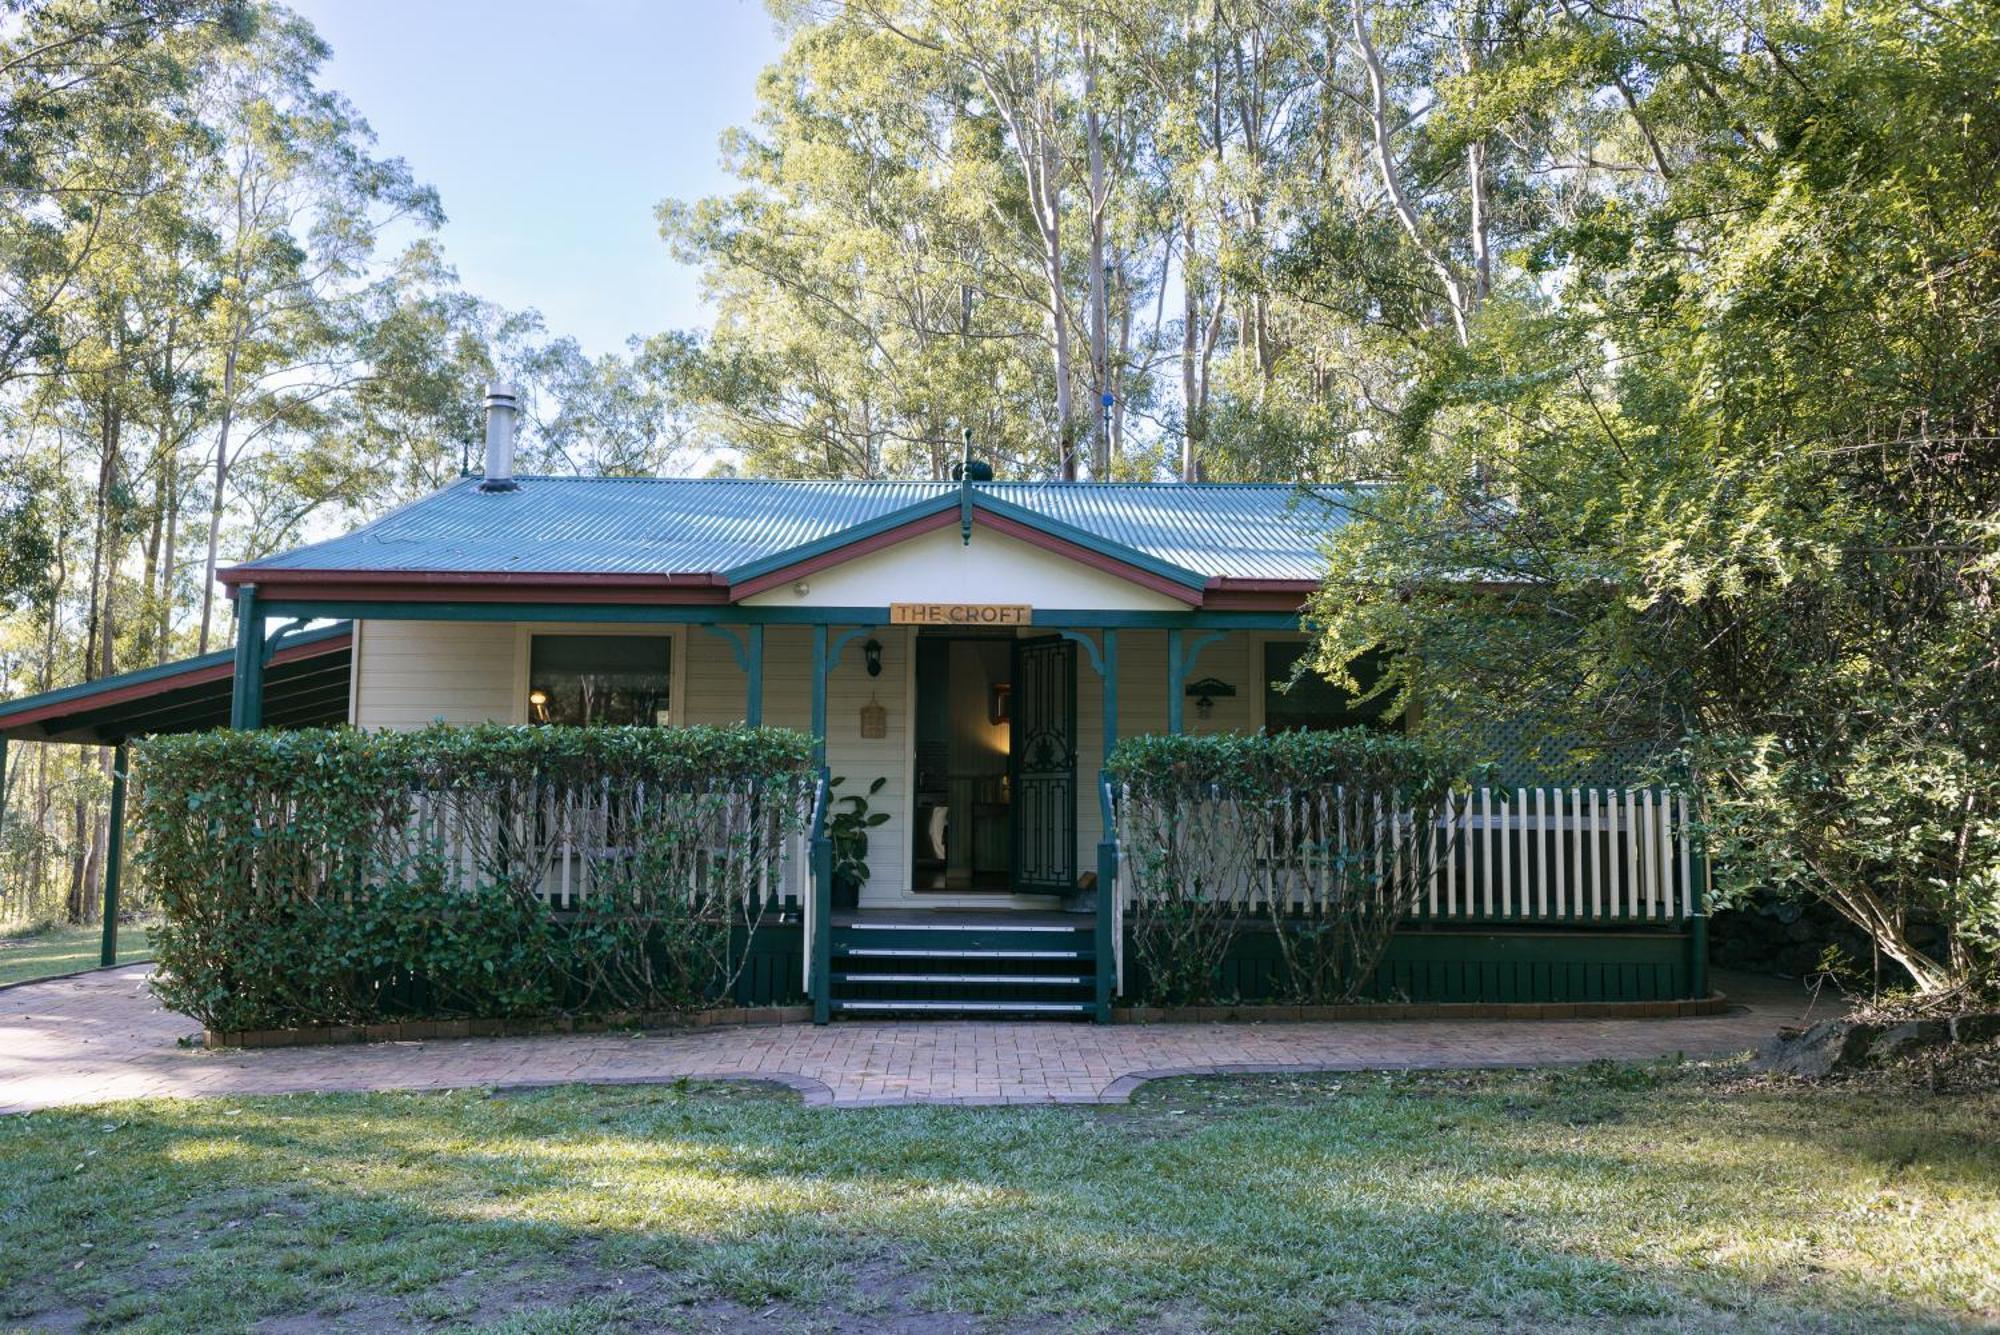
0, 966, 1833, 1114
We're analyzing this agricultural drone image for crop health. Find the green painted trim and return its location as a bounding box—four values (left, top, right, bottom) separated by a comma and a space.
812, 827, 834, 1024
972, 491, 1210, 591
1120, 924, 1698, 1004
721, 494, 958, 584
700, 623, 751, 671
699, 623, 766, 726
100, 742, 128, 966
1101, 629, 1118, 763
1166, 628, 1226, 733
810, 626, 828, 765
255, 599, 1305, 631
1053, 628, 1105, 677
1095, 840, 1116, 1023
829, 624, 877, 669
229, 589, 264, 729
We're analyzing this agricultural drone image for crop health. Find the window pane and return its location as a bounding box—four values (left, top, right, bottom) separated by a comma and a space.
528, 634, 672, 726
1263, 642, 1397, 733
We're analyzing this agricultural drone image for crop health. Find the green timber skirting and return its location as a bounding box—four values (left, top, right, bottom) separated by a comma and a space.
1120, 924, 1698, 1005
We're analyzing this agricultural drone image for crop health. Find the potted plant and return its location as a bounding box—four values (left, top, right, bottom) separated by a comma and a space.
828, 774, 889, 909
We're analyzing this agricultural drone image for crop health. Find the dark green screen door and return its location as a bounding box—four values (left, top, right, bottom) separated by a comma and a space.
1010, 635, 1077, 893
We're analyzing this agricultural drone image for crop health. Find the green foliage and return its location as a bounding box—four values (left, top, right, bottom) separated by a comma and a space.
1107, 730, 1462, 1005
1305, 0, 2000, 995
132, 724, 817, 1031
825, 774, 890, 892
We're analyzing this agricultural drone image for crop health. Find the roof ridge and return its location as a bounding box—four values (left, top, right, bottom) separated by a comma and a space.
498, 475, 1338, 489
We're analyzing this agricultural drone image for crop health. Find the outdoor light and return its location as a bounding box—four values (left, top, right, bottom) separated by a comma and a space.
864, 638, 883, 677
1184, 676, 1236, 721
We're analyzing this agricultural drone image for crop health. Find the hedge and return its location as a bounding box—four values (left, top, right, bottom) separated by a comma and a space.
1106, 730, 1463, 1005
134, 724, 817, 1032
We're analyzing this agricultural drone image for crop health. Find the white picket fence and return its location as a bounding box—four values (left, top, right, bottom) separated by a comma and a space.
1424, 787, 1695, 924
1107, 784, 1698, 925
369, 778, 811, 914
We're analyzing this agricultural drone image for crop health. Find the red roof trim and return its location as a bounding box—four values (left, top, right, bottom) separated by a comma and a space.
239, 511, 1213, 608
727, 510, 960, 599
973, 511, 1204, 605
0, 628, 351, 732
229, 572, 733, 605
728, 507, 1204, 605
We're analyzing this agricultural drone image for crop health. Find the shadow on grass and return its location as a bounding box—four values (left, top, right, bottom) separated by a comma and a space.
0, 1070, 1994, 1333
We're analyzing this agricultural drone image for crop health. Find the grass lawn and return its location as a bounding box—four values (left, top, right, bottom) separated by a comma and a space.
0, 1064, 1993, 1333
0, 921, 151, 988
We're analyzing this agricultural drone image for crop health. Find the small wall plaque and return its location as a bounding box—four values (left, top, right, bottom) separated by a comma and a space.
890, 602, 1033, 626
859, 697, 888, 739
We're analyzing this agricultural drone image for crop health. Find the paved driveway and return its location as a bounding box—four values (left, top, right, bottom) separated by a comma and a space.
0, 966, 1832, 1114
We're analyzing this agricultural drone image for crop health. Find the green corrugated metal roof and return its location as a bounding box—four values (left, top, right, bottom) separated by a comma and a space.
235, 478, 1355, 583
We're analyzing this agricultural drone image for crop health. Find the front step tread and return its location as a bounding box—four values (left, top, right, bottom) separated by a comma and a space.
830, 999, 1093, 1014
834, 972, 1087, 986
838, 947, 1090, 960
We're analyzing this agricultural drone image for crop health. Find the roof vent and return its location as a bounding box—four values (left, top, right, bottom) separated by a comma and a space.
478, 383, 520, 492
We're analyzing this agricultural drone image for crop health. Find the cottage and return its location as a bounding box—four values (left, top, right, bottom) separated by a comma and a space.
0, 387, 1706, 1019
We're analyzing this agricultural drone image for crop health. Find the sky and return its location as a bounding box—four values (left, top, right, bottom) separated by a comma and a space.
290, 0, 784, 357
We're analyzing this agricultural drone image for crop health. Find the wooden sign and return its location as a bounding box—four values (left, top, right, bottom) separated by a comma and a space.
890, 603, 1033, 626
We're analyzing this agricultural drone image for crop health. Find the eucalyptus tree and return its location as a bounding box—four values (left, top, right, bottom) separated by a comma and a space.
1305, 0, 2000, 994
186, 6, 440, 651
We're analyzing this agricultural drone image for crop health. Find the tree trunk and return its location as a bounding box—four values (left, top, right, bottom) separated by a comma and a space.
1084, 31, 1110, 478
197, 337, 240, 655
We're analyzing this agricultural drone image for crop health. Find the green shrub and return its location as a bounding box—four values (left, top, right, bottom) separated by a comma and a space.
1107, 730, 1462, 1005
134, 724, 817, 1031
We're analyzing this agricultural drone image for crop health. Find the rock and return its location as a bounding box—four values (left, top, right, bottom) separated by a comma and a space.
1872, 1019, 1948, 1060
1949, 1012, 2000, 1044
1755, 1019, 1880, 1078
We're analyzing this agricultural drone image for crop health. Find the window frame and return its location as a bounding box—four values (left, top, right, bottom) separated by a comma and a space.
510, 623, 688, 728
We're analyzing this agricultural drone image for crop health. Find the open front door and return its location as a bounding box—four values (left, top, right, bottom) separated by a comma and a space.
1010, 635, 1077, 893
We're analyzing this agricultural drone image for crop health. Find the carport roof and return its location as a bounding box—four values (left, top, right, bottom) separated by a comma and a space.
0, 623, 351, 744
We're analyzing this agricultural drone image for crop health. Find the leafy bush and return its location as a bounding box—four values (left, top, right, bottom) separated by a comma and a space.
1107, 730, 1461, 1005
134, 724, 817, 1031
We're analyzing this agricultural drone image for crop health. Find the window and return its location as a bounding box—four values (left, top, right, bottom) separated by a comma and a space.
527, 634, 673, 726
1262, 641, 1399, 733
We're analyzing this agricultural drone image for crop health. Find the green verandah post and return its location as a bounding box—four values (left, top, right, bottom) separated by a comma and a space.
1058, 627, 1121, 1023
99, 741, 128, 967
810, 624, 832, 1023
229, 584, 264, 729
1094, 630, 1118, 1023
0, 736, 8, 910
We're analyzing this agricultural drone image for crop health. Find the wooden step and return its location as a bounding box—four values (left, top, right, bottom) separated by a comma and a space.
834, 972, 1088, 987
836, 947, 1090, 960
829, 999, 1093, 1016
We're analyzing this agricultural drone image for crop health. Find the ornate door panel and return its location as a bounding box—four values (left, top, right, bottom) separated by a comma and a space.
1010, 635, 1076, 893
